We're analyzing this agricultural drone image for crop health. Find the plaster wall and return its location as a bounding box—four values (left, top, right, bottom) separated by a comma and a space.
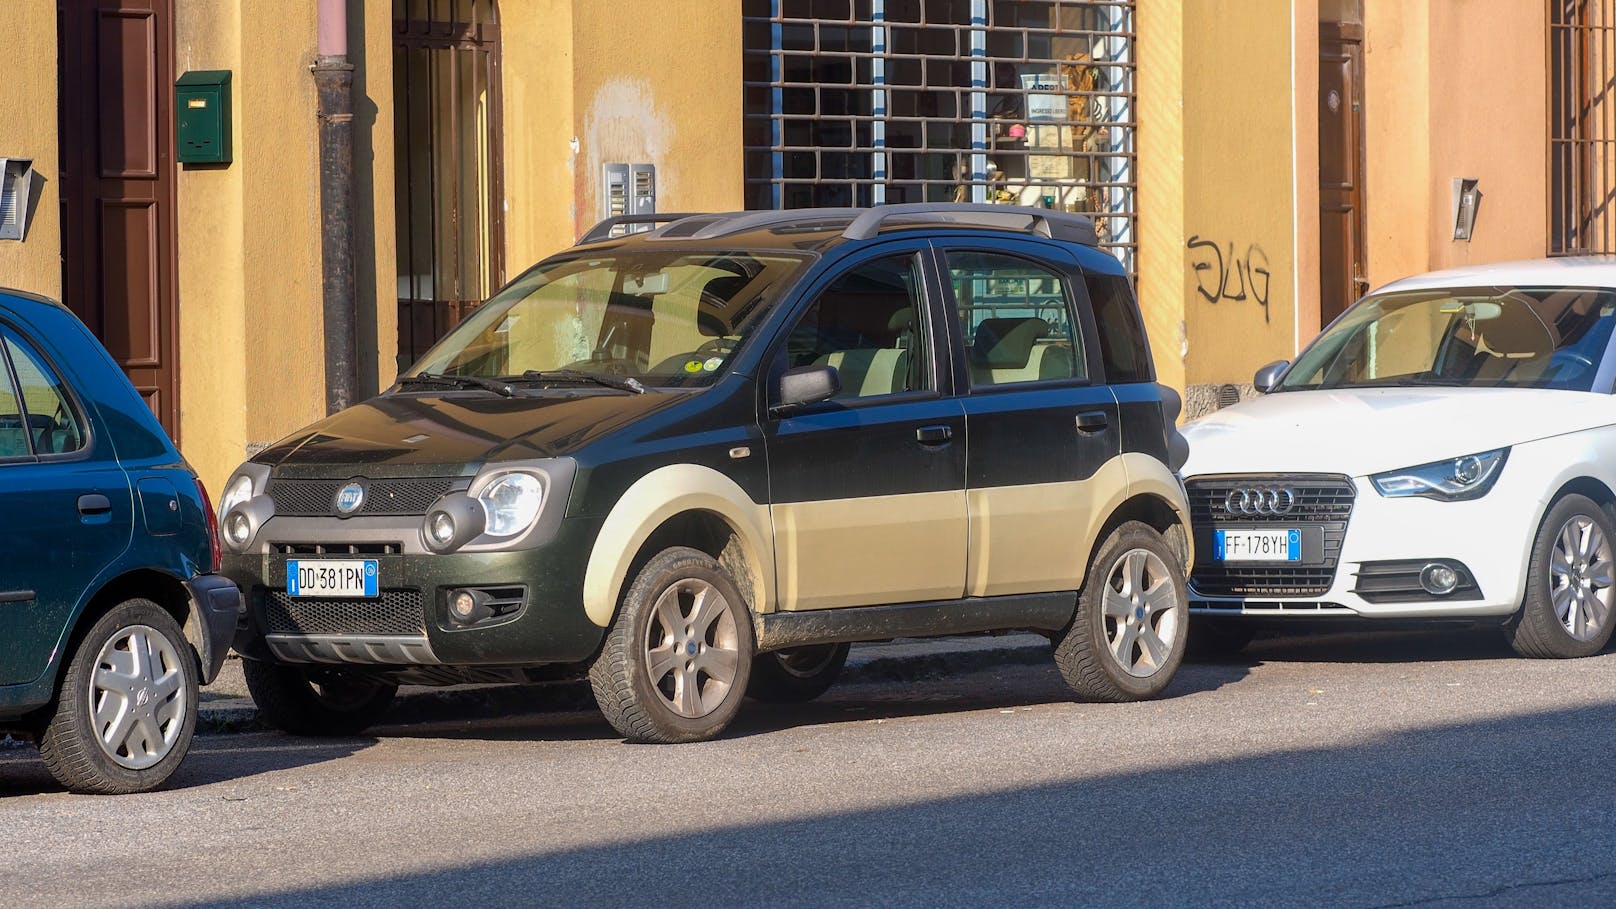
0, 4, 62, 299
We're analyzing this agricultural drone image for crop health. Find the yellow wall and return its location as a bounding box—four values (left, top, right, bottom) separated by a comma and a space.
500, 0, 745, 266
174, 0, 398, 491
1178, 0, 1298, 388
1135, 0, 1187, 394
0, 5, 61, 299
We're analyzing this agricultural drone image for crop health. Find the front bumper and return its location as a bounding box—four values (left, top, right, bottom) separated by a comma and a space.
1187, 473, 1538, 620
222, 514, 608, 668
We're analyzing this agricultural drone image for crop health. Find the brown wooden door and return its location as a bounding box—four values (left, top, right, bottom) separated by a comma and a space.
58, 0, 180, 438
1319, 21, 1367, 329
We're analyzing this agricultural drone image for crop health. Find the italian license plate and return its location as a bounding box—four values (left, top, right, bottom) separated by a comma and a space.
287, 559, 378, 598
1214, 529, 1301, 562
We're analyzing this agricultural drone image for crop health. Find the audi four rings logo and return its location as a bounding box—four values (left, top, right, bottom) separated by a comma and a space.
1224, 486, 1297, 516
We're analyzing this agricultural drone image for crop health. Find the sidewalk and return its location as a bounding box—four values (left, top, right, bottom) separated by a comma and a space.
195, 633, 1056, 734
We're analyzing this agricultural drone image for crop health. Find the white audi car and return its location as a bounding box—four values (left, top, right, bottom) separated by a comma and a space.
1182, 259, 1616, 658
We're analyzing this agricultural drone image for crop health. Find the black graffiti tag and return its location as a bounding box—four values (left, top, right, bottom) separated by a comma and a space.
1187, 235, 1272, 323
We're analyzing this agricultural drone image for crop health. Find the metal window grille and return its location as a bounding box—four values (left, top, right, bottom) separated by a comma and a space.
1550, 0, 1616, 255
742, 0, 1136, 271
393, 0, 505, 366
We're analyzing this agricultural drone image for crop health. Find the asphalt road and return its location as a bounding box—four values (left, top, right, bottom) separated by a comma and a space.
5, 629, 1616, 908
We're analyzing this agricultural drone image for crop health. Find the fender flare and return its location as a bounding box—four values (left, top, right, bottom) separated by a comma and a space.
581, 464, 775, 627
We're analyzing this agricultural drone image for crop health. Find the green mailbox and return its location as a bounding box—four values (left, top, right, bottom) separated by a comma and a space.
175, 70, 232, 165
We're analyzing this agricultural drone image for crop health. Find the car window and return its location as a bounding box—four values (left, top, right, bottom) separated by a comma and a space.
1, 328, 87, 457
1085, 272, 1154, 383
783, 254, 932, 400
948, 251, 1084, 387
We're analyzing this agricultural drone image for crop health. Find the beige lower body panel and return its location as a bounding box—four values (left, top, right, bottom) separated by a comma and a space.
772, 490, 967, 611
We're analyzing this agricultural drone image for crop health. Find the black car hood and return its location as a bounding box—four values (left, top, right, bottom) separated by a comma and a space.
253, 389, 688, 476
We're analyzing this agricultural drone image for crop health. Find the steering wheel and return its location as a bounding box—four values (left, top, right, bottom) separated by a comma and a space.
696, 337, 738, 357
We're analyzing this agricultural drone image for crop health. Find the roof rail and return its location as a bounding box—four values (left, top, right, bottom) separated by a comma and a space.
841, 203, 1097, 245
682, 208, 865, 240
577, 213, 706, 245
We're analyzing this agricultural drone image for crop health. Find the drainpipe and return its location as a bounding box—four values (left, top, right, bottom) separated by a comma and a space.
314, 0, 358, 414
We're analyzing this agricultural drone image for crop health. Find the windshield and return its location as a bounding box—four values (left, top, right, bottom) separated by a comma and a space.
1278, 285, 1616, 392
408, 251, 809, 389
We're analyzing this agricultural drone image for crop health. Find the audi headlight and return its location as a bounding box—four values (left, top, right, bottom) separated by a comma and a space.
218, 473, 255, 519
476, 472, 544, 538
1371, 448, 1509, 501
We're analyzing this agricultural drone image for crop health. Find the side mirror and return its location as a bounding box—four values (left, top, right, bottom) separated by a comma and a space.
1253, 359, 1291, 394
772, 364, 840, 415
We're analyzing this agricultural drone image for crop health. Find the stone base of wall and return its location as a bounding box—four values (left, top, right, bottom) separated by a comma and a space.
1183, 382, 1258, 421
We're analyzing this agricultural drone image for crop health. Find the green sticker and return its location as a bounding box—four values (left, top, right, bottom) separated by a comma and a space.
683, 359, 704, 374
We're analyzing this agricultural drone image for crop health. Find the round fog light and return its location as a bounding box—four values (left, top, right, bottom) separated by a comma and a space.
451, 591, 477, 621
1419, 563, 1460, 596
427, 510, 456, 548
225, 511, 251, 547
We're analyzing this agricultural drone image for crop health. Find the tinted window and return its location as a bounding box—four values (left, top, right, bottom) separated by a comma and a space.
1, 328, 87, 457
948, 251, 1083, 387
1085, 272, 1153, 384
784, 254, 931, 400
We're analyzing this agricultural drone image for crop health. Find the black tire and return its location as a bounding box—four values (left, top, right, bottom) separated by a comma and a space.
1504, 493, 1616, 659
242, 659, 397, 736
38, 599, 199, 794
1055, 522, 1188, 701
589, 547, 755, 743
1184, 617, 1255, 659
749, 643, 850, 703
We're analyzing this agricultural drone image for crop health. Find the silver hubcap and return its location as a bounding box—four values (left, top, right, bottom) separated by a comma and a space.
1550, 515, 1614, 641
642, 579, 740, 718
1101, 549, 1181, 678
89, 624, 187, 770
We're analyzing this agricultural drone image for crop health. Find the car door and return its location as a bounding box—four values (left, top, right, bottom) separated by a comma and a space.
761, 244, 968, 611
0, 320, 134, 687
935, 241, 1122, 597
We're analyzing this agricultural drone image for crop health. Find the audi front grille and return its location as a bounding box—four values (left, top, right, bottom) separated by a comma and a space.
1185, 474, 1355, 597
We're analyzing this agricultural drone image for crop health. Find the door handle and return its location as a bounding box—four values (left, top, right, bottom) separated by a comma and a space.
77, 494, 111, 515
915, 425, 953, 445
1075, 411, 1109, 433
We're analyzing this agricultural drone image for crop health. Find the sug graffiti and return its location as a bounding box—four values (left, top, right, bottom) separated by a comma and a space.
1187, 235, 1272, 323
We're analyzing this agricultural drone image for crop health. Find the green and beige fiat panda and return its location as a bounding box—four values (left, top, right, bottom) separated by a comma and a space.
219, 204, 1193, 743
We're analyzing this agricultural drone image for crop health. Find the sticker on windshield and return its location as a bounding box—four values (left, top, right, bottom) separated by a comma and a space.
683, 359, 704, 374
703, 357, 723, 372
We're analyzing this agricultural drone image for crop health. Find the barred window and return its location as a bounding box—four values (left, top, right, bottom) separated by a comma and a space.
1550, 0, 1616, 255
394, 0, 506, 366
742, 0, 1137, 271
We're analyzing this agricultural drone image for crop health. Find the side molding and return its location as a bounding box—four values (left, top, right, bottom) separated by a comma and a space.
582, 464, 775, 628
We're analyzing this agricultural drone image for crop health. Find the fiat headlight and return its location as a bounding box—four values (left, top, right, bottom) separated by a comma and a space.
1371, 448, 1509, 501
476, 472, 544, 538
218, 472, 255, 519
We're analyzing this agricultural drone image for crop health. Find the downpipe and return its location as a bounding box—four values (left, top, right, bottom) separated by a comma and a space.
314, 0, 357, 414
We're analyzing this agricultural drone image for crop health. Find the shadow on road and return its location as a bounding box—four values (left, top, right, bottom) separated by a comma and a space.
166, 699, 1616, 908
0, 736, 371, 797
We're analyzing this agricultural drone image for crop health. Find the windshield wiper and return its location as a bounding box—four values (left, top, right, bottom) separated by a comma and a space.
516, 369, 646, 394
396, 372, 519, 397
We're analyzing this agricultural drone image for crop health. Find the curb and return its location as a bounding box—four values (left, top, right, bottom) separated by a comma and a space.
194, 635, 1057, 736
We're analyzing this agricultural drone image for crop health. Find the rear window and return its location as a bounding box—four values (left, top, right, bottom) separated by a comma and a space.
1085, 273, 1154, 384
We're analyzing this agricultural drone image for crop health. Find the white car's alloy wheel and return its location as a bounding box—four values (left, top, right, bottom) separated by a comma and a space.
1550, 514, 1614, 641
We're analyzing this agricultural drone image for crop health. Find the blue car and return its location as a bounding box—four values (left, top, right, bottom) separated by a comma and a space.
0, 288, 239, 794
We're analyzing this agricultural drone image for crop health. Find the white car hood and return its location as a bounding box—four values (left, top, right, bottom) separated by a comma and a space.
1181, 387, 1616, 477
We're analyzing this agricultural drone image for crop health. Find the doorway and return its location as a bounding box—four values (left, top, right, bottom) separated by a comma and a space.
1318, 14, 1367, 329
57, 0, 181, 437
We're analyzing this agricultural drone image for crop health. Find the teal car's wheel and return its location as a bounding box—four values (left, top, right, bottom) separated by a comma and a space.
589, 547, 755, 743
38, 599, 198, 794
243, 660, 397, 736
